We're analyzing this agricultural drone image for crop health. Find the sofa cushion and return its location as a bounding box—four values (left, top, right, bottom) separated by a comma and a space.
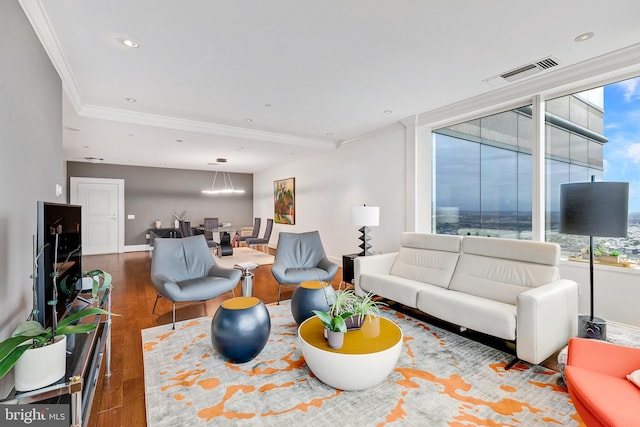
359, 273, 425, 308
449, 237, 561, 305
389, 233, 462, 289
461, 236, 560, 266
401, 232, 463, 252
416, 286, 517, 340
449, 254, 560, 305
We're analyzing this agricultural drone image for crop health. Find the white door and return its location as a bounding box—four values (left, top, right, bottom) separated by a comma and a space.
70, 177, 124, 255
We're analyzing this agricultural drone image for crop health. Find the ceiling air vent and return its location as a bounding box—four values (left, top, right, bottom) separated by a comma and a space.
500, 56, 560, 82
484, 56, 561, 87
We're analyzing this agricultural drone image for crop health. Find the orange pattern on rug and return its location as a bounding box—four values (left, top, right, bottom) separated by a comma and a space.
142, 303, 583, 426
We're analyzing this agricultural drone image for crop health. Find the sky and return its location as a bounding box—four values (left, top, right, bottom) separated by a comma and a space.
603, 76, 640, 213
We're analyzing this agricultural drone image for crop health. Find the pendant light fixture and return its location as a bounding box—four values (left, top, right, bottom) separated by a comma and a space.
202, 171, 245, 195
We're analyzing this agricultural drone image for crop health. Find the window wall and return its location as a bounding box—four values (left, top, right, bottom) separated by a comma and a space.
433, 107, 533, 239
432, 76, 639, 262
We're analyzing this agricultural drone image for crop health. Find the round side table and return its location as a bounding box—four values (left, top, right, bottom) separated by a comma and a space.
211, 296, 271, 363
290, 281, 336, 325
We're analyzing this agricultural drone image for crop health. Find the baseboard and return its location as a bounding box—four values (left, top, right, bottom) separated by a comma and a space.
125, 244, 152, 252
607, 319, 640, 333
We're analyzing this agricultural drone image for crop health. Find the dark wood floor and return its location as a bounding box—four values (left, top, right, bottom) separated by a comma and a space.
83, 248, 561, 426
83, 248, 344, 427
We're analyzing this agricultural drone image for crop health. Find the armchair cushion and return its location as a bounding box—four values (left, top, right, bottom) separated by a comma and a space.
271, 231, 338, 284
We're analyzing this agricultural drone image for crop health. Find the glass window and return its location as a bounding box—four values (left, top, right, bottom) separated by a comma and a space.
433, 107, 532, 239
546, 78, 638, 262
432, 76, 639, 264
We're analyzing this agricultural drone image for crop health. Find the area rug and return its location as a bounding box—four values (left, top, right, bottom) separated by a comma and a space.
141, 303, 581, 426
213, 247, 274, 269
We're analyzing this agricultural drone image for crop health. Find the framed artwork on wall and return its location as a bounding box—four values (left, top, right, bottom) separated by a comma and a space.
274, 177, 295, 224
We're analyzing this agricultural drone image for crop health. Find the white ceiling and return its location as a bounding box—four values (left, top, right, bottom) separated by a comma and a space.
21, 0, 640, 173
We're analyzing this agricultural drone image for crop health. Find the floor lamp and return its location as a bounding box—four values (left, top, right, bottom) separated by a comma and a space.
351, 205, 379, 256
559, 177, 628, 340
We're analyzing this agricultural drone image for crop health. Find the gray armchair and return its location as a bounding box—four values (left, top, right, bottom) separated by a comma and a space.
151, 235, 241, 328
271, 231, 338, 304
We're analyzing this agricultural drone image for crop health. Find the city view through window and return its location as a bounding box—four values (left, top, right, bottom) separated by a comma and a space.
433, 76, 640, 263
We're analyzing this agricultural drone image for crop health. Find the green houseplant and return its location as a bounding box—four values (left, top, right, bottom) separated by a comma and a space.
0, 268, 115, 390
351, 291, 387, 324
328, 287, 387, 329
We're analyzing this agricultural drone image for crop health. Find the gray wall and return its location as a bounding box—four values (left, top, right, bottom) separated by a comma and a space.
67, 162, 254, 246
0, 0, 64, 396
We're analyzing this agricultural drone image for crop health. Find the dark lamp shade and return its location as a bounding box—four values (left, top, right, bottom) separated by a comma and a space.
559, 182, 629, 237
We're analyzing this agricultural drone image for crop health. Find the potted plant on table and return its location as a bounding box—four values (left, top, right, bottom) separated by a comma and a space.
0, 266, 116, 391
350, 291, 387, 329
311, 309, 353, 350
329, 288, 387, 330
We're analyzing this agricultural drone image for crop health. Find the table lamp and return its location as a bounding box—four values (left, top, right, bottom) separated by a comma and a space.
351, 205, 379, 256
559, 177, 628, 340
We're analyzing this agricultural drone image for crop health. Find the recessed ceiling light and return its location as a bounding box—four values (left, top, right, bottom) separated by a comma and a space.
264, 104, 272, 108
383, 110, 393, 115
216, 158, 228, 163
122, 39, 140, 48
125, 97, 137, 103
245, 118, 253, 123
326, 133, 334, 136
83, 145, 90, 149
176, 139, 183, 142
574, 32, 594, 42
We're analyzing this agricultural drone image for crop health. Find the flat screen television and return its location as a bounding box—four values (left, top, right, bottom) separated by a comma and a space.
36, 201, 82, 328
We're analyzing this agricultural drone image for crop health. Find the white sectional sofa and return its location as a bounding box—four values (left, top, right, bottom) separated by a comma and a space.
354, 232, 578, 365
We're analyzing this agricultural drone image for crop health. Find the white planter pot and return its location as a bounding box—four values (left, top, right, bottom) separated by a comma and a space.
326, 330, 344, 350
14, 335, 67, 391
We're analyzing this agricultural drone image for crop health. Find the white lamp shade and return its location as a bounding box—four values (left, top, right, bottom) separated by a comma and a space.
351, 206, 380, 226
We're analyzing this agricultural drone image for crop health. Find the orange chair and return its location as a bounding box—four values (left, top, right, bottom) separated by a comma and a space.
565, 337, 640, 426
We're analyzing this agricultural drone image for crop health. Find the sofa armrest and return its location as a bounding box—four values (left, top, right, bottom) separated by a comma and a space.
353, 252, 398, 296
516, 279, 578, 365
567, 337, 640, 378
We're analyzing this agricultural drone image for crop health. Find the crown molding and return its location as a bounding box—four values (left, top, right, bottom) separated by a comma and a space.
20, 0, 85, 111
417, 43, 640, 129
78, 104, 336, 148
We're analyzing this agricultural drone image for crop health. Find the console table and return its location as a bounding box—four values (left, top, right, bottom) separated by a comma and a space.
149, 228, 180, 246
0, 287, 112, 426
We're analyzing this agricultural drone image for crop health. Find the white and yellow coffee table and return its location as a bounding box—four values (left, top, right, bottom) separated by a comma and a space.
298, 315, 403, 390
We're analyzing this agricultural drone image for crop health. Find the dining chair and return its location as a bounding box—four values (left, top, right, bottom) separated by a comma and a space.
246, 218, 273, 252
178, 220, 193, 237
203, 217, 219, 248
235, 218, 261, 247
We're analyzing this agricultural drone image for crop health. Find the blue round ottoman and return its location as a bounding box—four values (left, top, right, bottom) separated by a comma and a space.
211, 296, 271, 363
290, 281, 336, 324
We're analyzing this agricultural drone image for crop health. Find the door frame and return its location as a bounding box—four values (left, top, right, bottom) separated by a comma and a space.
70, 177, 125, 254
